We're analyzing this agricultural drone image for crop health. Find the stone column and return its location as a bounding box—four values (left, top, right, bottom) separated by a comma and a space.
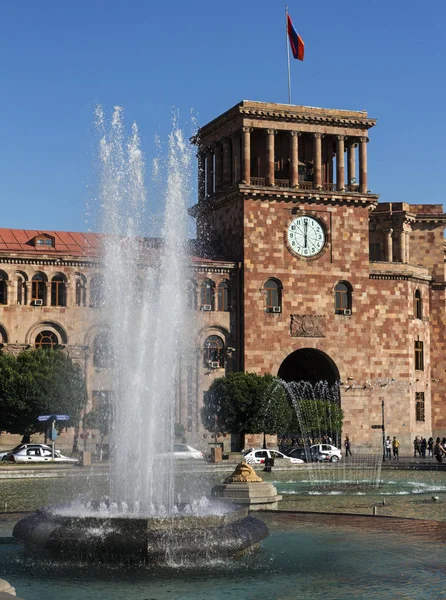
242, 127, 252, 185
386, 229, 393, 262
206, 148, 213, 196
359, 137, 368, 194
232, 134, 241, 184
85, 283, 91, 308
197, 150, 205, 201
336, 135, 345, 191
399, 229, 406, 263
45, 282, 51, 306
266, 129, 276, 186
25, 281, 31, 305
214, 143, 223, 192
290, 131, 299, 188
313, 133, 322, 189
405, 230, 410, 263
222, 137, 232, 188
67, 281, 76, 307
347, 142, 356, 186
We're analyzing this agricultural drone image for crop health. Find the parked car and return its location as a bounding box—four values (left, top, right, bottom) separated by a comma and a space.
1, 443, 77, 464
288, 446, 323, 463
172, 444, 204, 460
243, 448, 304, 465
310, 444, 342, 462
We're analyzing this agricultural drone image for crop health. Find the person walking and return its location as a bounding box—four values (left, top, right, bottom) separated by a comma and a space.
344, 436, 352, 457
433, 438, 446, 463
420, 437, 427, 458
385, 436, 392, 460
427, 437, 434, 458
413, 436, 420, 458
392, 436, 399, 460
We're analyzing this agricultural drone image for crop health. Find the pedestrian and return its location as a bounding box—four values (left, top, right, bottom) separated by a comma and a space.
433, 437, 446, 463
427, 437, 434, 457
442, 437, 446, 448
420, 437, 427, 458
392, 436, 399, 460
385, 436, 392, 460
344, 436, 352, 457
413, 436, 420, 458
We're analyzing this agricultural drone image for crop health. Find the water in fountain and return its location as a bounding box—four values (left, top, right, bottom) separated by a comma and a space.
96, 106, 192, 514
283, 380, 383, 493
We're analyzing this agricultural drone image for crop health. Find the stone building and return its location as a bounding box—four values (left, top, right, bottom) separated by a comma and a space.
0, 100, 445, 450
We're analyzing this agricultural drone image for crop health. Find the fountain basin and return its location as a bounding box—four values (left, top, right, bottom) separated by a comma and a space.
13, 504, 268, 565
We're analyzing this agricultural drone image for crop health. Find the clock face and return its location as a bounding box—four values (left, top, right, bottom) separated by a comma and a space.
287, 215, 326, 258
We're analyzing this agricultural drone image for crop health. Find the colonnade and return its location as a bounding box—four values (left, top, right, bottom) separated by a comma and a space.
2, 277, 91, 307
198, 128, 369, 199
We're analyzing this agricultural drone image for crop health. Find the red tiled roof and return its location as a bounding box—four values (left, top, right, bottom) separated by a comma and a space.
0, 229, 103, 258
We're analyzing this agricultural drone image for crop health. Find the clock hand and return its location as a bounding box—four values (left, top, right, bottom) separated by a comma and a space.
304, 220, 308, 248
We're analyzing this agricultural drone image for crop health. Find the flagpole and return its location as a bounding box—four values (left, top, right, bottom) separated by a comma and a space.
285, 5, 292, 104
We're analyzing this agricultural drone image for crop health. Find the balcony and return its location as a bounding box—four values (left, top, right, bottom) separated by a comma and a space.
248, 179, 360, 193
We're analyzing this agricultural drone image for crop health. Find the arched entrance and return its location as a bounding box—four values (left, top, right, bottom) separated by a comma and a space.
278, 348, 340, 386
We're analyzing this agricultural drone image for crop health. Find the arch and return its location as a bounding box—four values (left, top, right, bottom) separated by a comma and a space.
264, 278, 282, 313
200, 278, 215, 310
278, 347, 340, 386
25, 321, 68, 346
31, 272, 47, 304
217, 280, 230, 311
414, 289, 422, 320
334, 280, 352, 314
0, 270, 8, 305
51, 273, 67, 307
15, 271, 28, 306
90, 274, 105, 307
35, 330, 59, 349
0, 324, 8, 344
203, 334, 225, 368
93, 331, 113, 369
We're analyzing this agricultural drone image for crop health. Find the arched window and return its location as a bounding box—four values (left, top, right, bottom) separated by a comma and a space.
203, 335, 225, 368
0, 272, 7, 305
31, 273, 46, 304
201, 279, 215, 311
51, 274, 66, 307
75, 274, 87, 307
217, 281, 230, 312
93, 332, 113, 368
264, 279, 282, 313
414, 289, 422, 320
90, 275, 105, 308
334, 281, 352, 314
35, 330, 58, 349
187, 280, 197, 310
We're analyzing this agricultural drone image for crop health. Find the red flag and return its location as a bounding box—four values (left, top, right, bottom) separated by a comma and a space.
287, 15, 304, 61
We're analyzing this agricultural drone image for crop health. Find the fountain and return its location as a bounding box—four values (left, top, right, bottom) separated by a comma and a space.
12, 108, 268, 564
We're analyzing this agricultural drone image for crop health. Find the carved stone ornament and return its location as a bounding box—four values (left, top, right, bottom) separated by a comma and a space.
225, 461, 263, 483
290, 314, 326, 338
64, 345, 89, 360
3, 344, 30, 356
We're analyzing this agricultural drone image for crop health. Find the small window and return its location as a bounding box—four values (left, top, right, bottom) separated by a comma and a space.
35, 237, 54, 247
334, 281, 352, 314
35, 330, 58, 349
51, 275, 66, 307
217, 281, 230, 311
264, 279, 282, 313
414, 290, 422, 320
203, 335, 224, 368
415, 392, 425, 422
201, 279, 215, 310
414, 340, 424, 371
31, 274, 46, 303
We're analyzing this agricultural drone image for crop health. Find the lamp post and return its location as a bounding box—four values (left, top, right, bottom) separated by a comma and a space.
381, 399, 386, 462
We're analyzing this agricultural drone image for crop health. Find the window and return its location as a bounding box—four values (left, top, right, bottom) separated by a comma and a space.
75, 275, 87, 307
16, 276, 26, 305
187, 281, 197, 310
415, 392, 425, 422
35, 330, 58, 349
93, 332, 113, 369
0, 272, 7, 305
203, 335, 224, 368
369, 243, 381, 261
201, 279, 215, 310
334, 281, 352, 314
51, 275, 66, 307
35, 236, 54, 247
414, 340, 424, 371
90, 275, 105, 308
31, 274, 46, 303
414, 289, 422, 320
217, 281, 230, 311
264, 279, 282, 313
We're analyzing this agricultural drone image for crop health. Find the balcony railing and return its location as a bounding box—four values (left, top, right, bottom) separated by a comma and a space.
244, 179, 362, 193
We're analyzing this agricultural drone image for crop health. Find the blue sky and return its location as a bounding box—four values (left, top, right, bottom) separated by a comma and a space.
0, 0, 445, 235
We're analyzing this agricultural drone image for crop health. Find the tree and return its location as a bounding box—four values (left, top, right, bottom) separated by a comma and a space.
287, 398, 344, 444
0, 348, 88, 437
201, 372, 292, 445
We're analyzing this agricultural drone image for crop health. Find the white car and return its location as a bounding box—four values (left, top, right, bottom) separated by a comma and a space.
310, 444, 342, 462
243, 448, 304, 465
1, 443, 78, 464
172, 444, 204, 459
